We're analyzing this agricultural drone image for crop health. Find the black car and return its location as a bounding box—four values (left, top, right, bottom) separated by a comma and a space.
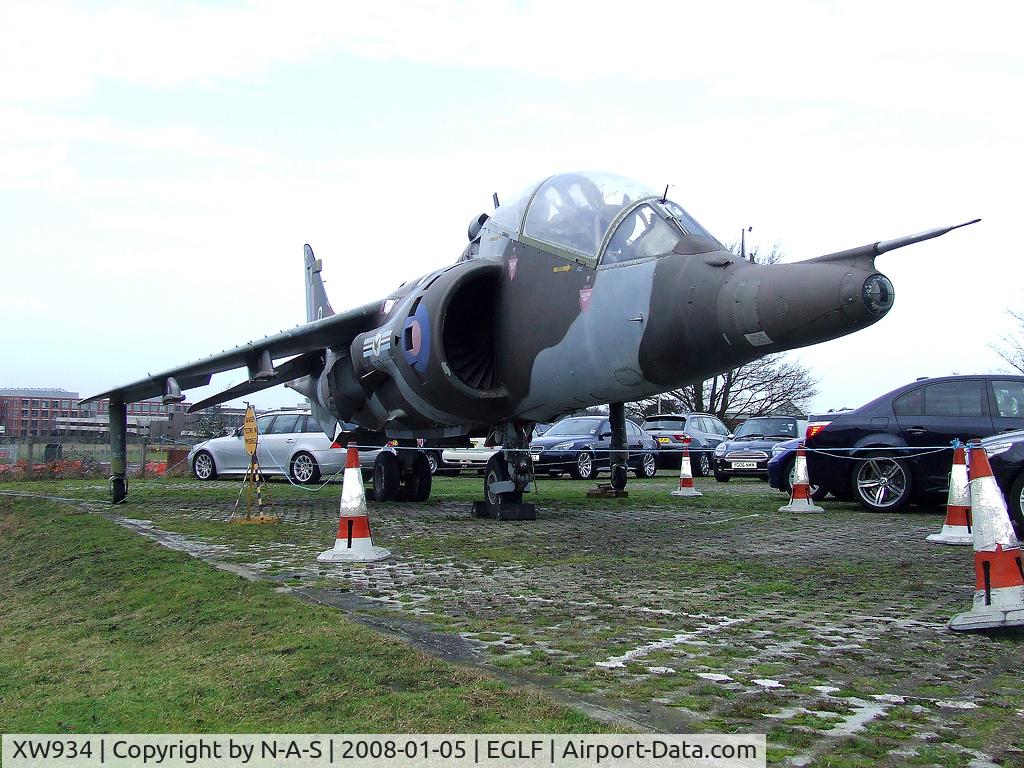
640, 412, 731, 475
711, 415, 806, 482
529, 416, 659, 480
806, 375, 1024, 512
982, 430, 1024, 534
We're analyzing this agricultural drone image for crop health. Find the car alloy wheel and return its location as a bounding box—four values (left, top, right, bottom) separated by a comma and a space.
425, 451, 439, 475
290, 452, 320, 484
697, 452, 712, 477
853, 455, 913, 512
637, 452, 657, 478
572, 451, 594, 480
193, 451, 215, 481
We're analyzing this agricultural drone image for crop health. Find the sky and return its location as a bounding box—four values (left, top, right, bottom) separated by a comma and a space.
1, 0, 1021, 415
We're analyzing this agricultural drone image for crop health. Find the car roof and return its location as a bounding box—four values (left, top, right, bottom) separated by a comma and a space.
642, 412, 718, 419
837, 374, 1024, 417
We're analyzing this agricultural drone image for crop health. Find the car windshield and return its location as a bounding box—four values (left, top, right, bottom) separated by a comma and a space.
734, 417, 797, 439
642, 417, 687, 430
543, 417, 605, 437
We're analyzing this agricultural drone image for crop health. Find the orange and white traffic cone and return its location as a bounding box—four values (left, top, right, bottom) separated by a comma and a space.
779, 444, 824, 513
670, 440, 702, 497
317, 445, 391, 563
927, 445, 973, 545
948, 445, 1024, 632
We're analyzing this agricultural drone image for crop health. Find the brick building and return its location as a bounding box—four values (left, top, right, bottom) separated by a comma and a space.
0, 388, 191, 438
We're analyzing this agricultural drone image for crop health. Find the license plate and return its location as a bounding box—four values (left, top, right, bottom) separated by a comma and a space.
530, 452, 542, 462
657, 437, 670, 444
731, 461, 757, 469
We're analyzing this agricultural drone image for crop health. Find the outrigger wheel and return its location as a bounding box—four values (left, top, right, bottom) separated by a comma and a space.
611, 462, 628, 491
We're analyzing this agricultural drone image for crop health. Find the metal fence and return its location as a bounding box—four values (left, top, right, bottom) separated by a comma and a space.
0, 434, 203, 480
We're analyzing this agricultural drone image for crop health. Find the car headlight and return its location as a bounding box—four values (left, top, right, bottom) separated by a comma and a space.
714, 444, 727, 456
985, 441, 1013, 458
551, 441, 576, 451
771, 444, 787, 458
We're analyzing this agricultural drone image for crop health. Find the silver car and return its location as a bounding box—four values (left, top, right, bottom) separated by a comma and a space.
188, 410, 379, 484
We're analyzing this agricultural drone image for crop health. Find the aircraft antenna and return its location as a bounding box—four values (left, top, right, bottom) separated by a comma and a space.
492, 192, 500, 209
661, 184, 669, 203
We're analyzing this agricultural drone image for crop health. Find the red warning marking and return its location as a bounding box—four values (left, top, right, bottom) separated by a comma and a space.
579, 288, 592, 312
974, 544, 1024, 590
508, 257, 518, 281
336, 515, 371, 541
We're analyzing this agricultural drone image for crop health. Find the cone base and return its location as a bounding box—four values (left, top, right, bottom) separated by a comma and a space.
779, 500, 825, 513
926, 528, 973, 545
317, 545, 391, 563
671, 488, 703, 497
948, 607, 1024, 632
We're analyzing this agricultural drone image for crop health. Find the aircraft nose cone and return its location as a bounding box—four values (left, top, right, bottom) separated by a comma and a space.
861, 273, 895, 316
716, 261, 896, 355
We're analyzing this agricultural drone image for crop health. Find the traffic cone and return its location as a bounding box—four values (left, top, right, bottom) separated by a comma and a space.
927, 445, 973, 545
779, 444, 824, 513
317, 445, 391, 563
670, 440, 702, 497
948, 445, 1024, 632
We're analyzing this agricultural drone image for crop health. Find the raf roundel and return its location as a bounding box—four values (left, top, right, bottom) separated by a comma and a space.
403, 301, 432, 373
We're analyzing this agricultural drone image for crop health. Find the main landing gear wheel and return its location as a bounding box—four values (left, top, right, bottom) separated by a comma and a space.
484, 453, 522, 510
476, 452, 536, 520
611, 463, 628, 490
402, 451, 433, 502
373, 451, 401, 502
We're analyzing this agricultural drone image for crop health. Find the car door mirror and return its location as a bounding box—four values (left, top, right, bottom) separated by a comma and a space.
600, 431, 613, 439
234, 426, 244, 437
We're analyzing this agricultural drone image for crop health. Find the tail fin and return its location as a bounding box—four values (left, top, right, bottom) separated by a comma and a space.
304, 244, 335, 322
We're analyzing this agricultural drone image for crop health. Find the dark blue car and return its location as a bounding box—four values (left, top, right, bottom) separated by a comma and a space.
712, 415, 806, 482
530, 416, 659, 480
806, 375, 1024, 512
767, 437, 828, 501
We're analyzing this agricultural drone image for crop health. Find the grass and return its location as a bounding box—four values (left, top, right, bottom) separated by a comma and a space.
0, 495, 604, 734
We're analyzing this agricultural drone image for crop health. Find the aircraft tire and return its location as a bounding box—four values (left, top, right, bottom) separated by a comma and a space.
611, 463, 628, 490
373, 451, 401, 502
484, 454, 522, 514
405, 452, 433, 502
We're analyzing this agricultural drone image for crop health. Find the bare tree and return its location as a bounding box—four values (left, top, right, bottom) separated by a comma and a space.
993, 308, 1024, 374
628, 240, 818, 424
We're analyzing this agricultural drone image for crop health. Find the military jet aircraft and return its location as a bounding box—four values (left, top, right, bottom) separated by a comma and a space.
85, 171, 978, 518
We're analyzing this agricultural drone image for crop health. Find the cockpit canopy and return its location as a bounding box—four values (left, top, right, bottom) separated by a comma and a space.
484, 171, 721, 266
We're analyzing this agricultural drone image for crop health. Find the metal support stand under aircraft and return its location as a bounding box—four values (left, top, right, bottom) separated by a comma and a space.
109, 397, 127, 504
587, 402, 630, 498
475, 421, 536, 520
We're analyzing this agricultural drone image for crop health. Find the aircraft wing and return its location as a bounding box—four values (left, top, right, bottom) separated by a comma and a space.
82, 299, 383, 406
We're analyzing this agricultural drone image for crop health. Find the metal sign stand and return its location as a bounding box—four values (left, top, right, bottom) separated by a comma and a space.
230, 404, 279, 525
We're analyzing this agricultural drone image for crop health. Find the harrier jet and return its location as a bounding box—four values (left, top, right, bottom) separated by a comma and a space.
85, 172, 978, 518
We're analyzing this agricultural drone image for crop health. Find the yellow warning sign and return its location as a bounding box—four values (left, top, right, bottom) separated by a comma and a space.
243, 405, 259, 457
